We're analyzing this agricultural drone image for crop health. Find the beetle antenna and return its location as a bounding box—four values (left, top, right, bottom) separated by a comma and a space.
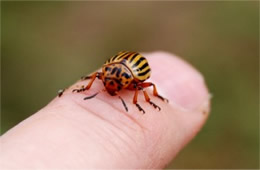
84, 92, 99, 100
83, 89, 106, 100
119, 96, 128, 112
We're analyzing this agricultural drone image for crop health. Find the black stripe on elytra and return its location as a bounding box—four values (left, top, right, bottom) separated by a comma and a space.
138, 68, 151, 76
122, 72, 131, 79
111, 67, 118, 75
137, 62, 148, 71
117, 52, 129, 60
116, 68, 122, 77
108, 57, 113, 63
132, 57, 145, 68
120, 52, 132, 62
110, 54, 119, 62
129, 53, 139, 63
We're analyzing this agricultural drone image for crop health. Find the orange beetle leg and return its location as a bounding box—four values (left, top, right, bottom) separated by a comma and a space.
73, 72, 101, 93
139, 82, 169, 103
133, 88, 145, 114
142, 89, 161, 111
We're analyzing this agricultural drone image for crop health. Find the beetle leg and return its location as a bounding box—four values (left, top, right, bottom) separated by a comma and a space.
81, 75, 91, 80
142, 88, 161, 111
139, 82, 169, 103
81, 72, 102, 80
73, 72, 101, 93
72, 85, 85, 93
133, 89, 145, 114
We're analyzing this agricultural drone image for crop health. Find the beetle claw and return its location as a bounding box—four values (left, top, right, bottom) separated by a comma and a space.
157, 95, 169, 103
149, 101, 161, 111
136, 103, 145, 114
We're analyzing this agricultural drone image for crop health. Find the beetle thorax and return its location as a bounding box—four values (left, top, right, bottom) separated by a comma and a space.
102, 63, 133, 96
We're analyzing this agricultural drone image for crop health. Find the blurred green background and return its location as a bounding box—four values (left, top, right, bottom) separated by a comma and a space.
1, 1, 259, 169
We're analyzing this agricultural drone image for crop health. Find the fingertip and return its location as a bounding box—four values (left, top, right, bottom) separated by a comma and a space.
143, 51, 210, 112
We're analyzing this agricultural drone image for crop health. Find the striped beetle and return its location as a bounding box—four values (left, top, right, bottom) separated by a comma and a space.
61, 51, 168, 113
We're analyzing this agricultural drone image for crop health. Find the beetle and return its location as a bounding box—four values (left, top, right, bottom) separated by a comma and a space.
61, 51, 168, 113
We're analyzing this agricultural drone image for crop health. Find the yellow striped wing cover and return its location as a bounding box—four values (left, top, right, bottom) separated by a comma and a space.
105, 51, 151, 82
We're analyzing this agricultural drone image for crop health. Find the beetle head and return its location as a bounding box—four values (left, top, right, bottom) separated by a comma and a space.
103, 77, 122, 96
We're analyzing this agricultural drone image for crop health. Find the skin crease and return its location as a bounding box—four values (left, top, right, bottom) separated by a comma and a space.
0, 52, 210, 169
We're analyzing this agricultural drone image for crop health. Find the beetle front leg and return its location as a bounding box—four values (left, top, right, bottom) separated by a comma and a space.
81, 75, 92, 80
72, 85, 86, 93
73, 72, 102, 93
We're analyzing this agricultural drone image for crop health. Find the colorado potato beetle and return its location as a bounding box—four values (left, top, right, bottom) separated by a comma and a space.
60, 51, 168, 113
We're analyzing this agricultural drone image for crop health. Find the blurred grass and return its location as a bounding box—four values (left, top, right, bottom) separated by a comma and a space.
1, 1, 259, 169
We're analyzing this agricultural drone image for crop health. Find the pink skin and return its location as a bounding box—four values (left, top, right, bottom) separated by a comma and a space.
0, 52, 210, 169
